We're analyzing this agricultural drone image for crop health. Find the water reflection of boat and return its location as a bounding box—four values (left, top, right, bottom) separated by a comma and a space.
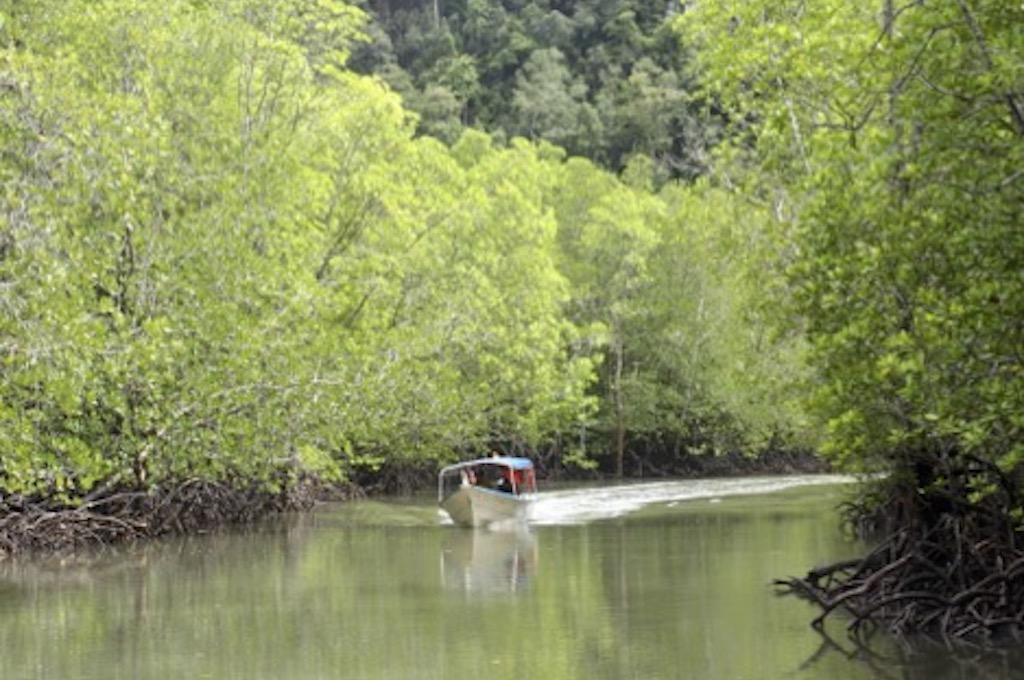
440, 529, 537, 595
437, 457, 536, 528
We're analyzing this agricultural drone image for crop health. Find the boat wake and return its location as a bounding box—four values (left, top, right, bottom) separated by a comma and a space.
528, 474, 853, 526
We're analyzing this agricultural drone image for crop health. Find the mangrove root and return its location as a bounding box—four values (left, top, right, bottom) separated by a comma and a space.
0, 478, 323, 558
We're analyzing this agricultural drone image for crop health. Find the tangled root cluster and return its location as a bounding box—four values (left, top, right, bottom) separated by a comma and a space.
777, 455, 1024, 644
0, 478, 320, 557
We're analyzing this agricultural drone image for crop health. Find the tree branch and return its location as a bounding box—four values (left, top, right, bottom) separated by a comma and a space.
953, 0, 1024, 136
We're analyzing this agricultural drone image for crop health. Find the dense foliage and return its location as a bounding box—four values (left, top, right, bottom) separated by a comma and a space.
682, 0, 1024, 513
681, 0, 1024, 640
0, 0, 807, 513
347, 0, 718, 181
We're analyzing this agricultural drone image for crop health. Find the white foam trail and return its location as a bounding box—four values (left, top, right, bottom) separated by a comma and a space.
528, 474, 853, 526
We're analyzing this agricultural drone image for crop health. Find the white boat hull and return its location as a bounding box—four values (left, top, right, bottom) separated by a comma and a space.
440, 485, 532, 528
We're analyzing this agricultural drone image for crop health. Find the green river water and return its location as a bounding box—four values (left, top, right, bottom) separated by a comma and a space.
1, 475, 1021, 679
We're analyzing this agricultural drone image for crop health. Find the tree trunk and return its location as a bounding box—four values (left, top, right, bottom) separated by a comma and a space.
612, 327, 626, 477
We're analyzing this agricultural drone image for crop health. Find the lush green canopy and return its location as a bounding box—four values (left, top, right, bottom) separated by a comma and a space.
680, 0, 1024, 483
1, 0, 807, 502
679, 0, 1024, 640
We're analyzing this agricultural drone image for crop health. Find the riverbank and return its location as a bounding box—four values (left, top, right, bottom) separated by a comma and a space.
0, 479, 335, 557
0, 450, 828, 558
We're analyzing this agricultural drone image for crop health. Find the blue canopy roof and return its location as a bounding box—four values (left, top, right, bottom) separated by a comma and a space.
440, 456, 534, 474
490, 456, 534, 470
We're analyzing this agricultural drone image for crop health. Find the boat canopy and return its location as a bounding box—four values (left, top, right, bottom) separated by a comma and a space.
438, 456, 538, 504
440, 456, 534, 475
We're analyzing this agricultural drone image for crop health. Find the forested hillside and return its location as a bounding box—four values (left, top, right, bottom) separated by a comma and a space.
347, 0, 715, 181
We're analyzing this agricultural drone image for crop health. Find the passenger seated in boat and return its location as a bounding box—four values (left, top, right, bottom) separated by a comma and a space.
495, 470, 515, 494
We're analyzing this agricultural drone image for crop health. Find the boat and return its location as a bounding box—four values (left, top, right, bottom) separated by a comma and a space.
438, 456, 537, 528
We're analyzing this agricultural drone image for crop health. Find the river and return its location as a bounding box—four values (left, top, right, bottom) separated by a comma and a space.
0, 475, 1020, 679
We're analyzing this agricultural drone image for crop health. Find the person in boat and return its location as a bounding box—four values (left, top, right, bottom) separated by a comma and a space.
495, 467, 516, 494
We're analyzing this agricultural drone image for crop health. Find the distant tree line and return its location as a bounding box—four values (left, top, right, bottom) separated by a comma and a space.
347, 0, 719, 183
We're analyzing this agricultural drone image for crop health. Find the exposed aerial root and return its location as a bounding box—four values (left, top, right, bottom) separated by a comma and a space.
0, 478, 325, 557
776, 456, 1024, 644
